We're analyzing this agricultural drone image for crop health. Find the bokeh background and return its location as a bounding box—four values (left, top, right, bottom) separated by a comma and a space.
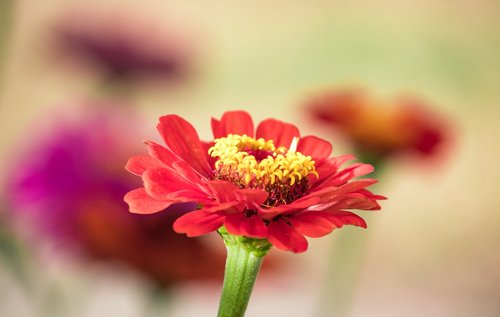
1, 1, 499, 316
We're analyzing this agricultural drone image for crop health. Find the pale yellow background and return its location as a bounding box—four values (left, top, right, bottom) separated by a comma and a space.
1, 1, 499, 316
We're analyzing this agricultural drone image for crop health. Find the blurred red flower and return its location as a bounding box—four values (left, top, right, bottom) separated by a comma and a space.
125, 111, 385, 253
306, 88, 449, 165
6, 104, 225, 286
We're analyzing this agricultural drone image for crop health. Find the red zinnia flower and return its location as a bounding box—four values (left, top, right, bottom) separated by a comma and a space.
306, 88, 449, 164
125, 111, 384, 253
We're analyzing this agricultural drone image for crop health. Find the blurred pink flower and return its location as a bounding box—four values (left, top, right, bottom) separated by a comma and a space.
6, 103, 225, 286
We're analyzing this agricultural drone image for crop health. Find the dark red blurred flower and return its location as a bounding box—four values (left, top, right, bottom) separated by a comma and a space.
6, 104, 225, 286
125, 111, 385, 253
306, 88, 449, 165
52, 9, 194, 84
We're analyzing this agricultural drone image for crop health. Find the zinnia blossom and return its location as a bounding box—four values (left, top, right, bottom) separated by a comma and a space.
52, 8, 193, 83
306, 88, 448, 164
6, 105, 225, 285
125, 111, 384, 253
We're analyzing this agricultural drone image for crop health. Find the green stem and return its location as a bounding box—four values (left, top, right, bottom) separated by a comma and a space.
217, 228, 271, 317
0, 0, 14, 96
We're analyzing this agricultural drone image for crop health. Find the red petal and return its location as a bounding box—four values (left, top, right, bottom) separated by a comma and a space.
203, 201, 241, 213
313, 155, 355, 187
172, 160, 206, 183
125, 155, 164, 176
261, 195, 322, 220
325, 154, 356, 170
256, 118, 300, 148
143, 167, 202, 200
145, 140, 180, 166
300, 180, 378, 209
333, 193, 381, 210
157, 115, 210, 176
285, 195, 322, 209
206, 180, 239, 202
336, 179, 378, 195
357, 189, 388, 201
297, 135, 332, 160
212, 111, 254, 138
234, 188, 269, 208
124, 188, 173, 214
267, 218, 308, 253
165, 189, 211, 202
211, 118, 222, 139
318, 163, 375, 189
173, 209, 225, 237
326, 210, 367, 228
346, 163, 375, 178
224, 213, 268, 238
287, 212, 337, 238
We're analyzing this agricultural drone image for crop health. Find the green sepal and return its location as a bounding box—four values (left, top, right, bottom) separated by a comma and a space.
218, 226, 272, 258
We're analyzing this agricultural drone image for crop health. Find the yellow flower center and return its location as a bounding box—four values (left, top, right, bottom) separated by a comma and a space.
208, 134, 318, 206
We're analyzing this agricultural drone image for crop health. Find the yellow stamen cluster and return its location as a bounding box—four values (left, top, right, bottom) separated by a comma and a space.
208, 134, 318, 188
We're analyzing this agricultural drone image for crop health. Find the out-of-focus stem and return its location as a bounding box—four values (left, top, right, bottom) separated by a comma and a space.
0, 0, 15, 97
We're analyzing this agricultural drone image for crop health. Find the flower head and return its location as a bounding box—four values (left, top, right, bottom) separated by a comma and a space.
306, 88, 449, 165
6, 104, 225, 285
209, 134, 318, 205
125, 111, 384, 253
52, 9, 193, 83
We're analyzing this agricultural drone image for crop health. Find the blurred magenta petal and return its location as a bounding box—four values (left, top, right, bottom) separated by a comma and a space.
6, 102, 225, 286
